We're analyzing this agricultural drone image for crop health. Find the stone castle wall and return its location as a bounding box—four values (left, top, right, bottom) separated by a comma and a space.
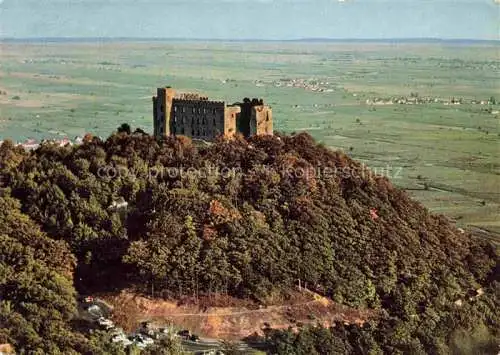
170, 99, 226, 140
153, 87, 272, 140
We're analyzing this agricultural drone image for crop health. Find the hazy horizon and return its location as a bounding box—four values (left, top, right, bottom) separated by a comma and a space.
1, 37, 499, 42
1, 0, 499, 40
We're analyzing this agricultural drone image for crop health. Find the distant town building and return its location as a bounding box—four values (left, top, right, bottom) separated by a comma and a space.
20, 139, 39, 150
8, 137, 80, 151
152, 87, 273, 140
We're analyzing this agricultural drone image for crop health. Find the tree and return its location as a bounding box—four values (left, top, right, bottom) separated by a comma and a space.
0, 197, 87, 354
142, 335, 187, 355
117, 123, 132, 135
0, 128, 497, 354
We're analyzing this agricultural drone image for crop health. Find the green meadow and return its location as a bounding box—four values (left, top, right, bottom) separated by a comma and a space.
0, 41, 498, 233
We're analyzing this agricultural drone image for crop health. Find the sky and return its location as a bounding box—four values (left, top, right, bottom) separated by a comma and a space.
0, 0, 499, 40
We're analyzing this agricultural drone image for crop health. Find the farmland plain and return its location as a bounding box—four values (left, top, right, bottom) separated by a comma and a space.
0, 40, 498, 234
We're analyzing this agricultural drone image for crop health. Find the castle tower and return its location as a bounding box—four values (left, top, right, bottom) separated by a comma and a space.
153, 87, 175, 137
224, 105, 241, 138
251, 105, 273, 136
237, 98, 273, 137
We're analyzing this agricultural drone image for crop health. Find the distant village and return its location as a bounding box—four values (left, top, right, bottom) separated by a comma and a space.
0, 136, 91, 151
365, 96, 498, 107
253, 78, 335, 93
252, 77, 497, 108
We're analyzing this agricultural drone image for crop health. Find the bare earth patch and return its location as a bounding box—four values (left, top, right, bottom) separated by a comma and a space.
104, 290, 378, 340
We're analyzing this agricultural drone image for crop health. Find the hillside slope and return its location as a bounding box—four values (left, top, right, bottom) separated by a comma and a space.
0, 130, 498, 353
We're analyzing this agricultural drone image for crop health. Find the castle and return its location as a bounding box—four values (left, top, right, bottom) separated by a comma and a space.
152, 87, 273, 140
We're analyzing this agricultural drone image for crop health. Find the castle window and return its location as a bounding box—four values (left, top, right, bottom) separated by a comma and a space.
182, 107, 186, 113
266, 113, 270, 121
213, 108, 216, 114
203, 108, 206, 114
174, 106, 177, 113
213, 117, 216, 125
192, 107, 195, 113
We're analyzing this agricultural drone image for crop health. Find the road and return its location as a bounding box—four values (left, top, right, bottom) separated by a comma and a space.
181, 338, 265, 354
181, 339, 220, 353
77, 296, 267, 353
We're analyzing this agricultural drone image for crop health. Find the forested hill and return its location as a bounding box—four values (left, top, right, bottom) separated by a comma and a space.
0, 129, 498, 354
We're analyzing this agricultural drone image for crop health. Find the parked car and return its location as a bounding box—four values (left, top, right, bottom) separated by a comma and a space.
110, 328, 125, 337
131, 334, 154, 349
139, 321, 156, 337
177, 329, 190, 339
158, 327, 171, 335
111, 333, 132, 347
96, 317, 114, 330
85, 304, 103, 318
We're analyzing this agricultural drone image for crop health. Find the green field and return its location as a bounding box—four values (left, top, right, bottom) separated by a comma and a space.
0, 40, 499, 232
